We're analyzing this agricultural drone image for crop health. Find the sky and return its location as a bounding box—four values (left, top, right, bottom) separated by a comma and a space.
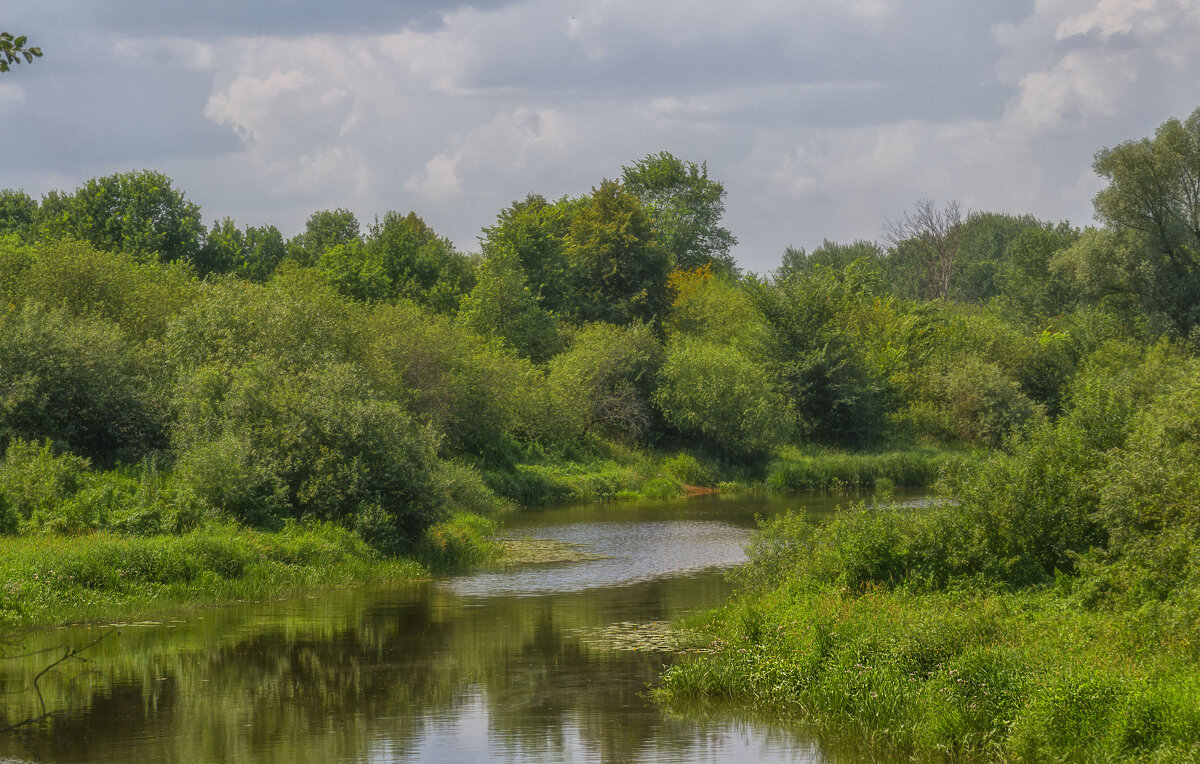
3, 0, 1200, 273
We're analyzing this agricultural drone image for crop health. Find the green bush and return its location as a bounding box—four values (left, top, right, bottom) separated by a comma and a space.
174, 361, 446, 550
0, 303, 167, 464
13, 238, 198, 342
936, 357, 1042, 448
654, 337, 790, 454
0, 439, 91, 532
547, 322, 663, 443
364, 300, 555, 457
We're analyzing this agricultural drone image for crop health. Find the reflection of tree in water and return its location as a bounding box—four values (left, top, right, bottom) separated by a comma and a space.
0, 571, 741, 763
477, 579, 713, 764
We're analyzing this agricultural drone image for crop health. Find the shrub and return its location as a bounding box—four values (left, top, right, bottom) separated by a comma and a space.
0, 439, 91, 532
174, 361, 446, 550
364, 300, 555, 457
547, 322, 663, 443
937, 357, 1042, 448
0, 303, 167, 464
654, 337, 790, 454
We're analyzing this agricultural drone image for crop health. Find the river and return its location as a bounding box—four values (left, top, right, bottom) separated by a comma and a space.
0, 492, 902, 764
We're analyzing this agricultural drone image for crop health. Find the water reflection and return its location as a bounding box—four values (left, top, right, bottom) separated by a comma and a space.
0, 493, 885, 763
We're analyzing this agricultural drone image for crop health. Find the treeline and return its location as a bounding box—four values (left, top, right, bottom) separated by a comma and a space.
3, 112, 1200, 561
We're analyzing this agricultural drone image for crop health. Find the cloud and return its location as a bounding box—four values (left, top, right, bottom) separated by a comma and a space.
4, 0, 1200, 274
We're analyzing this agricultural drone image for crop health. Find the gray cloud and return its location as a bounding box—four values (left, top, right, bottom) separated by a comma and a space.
3, 0, 1199, 273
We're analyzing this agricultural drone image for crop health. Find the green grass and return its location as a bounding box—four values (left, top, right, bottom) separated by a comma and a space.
481, 442, 961, 507
657, 584, 1200, 762
482, 441, 691, 505
764, 446, 964, 492
0, 522, 425, 631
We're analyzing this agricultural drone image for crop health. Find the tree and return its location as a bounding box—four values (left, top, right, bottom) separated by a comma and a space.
1082, 108, 1200, 334
564, 180, 671, 325
195, 217, 244, 277
36, 171, 204, 264
950, 212, 1044, 303
317, 240, 391, 302
750, 263, 894, 447
240, 224, 288, 282
622, 152, 738, 276
0, 190, 37, 242
883, 199, 963, 300
994, 222, 1081, 320
778, 239, 882, 281
288, 208, 360, 266
458, 245, 561, 362
367, 210, 474, 310
0, 32, 41, 73
480, 193, 576, 313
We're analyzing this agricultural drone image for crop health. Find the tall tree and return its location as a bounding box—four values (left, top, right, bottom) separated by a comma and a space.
950, 212, 1044, 303
288, 208, 360, 266
749, 263, 893, 447
0, 189, 37, 242
564, 180, 671, 325
36, 171, 204, 264
778, 239, 882, 281
1084, 107, 1200, 334
622, 152, 738, 276
367, 211, 474, 311
458, 245, 560, 362
480, 194, 577, 314
883, 199, 963, 301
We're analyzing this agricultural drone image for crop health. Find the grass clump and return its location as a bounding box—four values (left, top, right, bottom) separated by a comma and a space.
764, 446, 959, 492
0, 521, 423, 630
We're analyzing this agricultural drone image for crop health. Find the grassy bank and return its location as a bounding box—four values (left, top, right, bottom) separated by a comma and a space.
0, 522, 426, 631
763, 446, 964, 492
484, 442, 957, 506
658, 580, 1200, 761
0, 511, 520, 632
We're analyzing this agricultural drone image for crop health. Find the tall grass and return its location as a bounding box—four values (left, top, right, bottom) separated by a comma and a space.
658, 583, 1200, 761
0, 522, 425, 630
764, 446, 961, 492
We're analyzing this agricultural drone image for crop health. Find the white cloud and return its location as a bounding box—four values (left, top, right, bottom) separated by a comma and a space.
406, 153, 461, 198
1056, 0, 1160, 41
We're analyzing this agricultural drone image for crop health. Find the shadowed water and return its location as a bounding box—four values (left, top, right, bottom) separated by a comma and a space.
0, 492, 909, 763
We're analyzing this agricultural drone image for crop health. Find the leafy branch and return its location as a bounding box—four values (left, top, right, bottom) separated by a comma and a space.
1, 32, 43, 72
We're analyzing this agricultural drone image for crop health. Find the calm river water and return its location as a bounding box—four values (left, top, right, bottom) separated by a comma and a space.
0, 492, 911, 764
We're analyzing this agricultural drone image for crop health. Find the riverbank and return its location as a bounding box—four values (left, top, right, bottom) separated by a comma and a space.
0, 445, 955, 634
0, 522, 427, 631
657, 580, 1200, 762
485, 443, 959, 505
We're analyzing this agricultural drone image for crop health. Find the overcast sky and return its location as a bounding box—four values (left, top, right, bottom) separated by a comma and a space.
3, 0, 1200, 272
